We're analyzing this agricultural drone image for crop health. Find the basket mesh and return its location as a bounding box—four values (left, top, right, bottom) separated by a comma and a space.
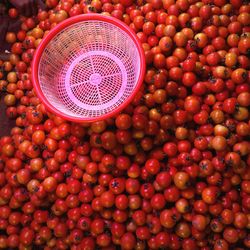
38, 20, 141, 119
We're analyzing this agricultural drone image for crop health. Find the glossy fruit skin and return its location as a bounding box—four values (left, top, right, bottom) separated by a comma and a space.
0, 0, 250, 249
160, 209, 176, 229
202, 186, 221, 205
145, 158, 160, 175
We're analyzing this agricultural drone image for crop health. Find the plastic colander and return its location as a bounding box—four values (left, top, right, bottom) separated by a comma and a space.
32, 14, 145, 122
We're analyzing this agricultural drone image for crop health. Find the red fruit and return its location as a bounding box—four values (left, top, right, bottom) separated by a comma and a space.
192, 215, 207, 231
160, 209, 176, 229
145, 159, 160, 175
20, 227, 34, 246
121, 232, 136, 250
184, 96, 201, 113
100, 191, 115, 208
223, 227, 239, 244
156, 171, 172, 188
202, 186, 220, 204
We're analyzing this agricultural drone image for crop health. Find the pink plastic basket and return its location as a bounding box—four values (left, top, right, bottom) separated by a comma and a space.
32, 14, 145, 122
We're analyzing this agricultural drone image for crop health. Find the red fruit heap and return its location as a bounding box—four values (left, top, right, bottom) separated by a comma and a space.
0, 0, 249, 249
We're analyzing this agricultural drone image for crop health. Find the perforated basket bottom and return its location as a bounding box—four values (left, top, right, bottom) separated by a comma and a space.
62, 50, 127, 111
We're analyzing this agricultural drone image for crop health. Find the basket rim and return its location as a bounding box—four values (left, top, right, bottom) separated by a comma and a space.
31, 13, 146, 122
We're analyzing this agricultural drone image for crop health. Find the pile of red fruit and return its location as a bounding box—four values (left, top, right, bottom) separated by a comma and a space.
0, 0, 250, 249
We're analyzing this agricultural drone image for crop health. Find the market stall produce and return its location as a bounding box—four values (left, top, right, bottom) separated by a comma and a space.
0, 0, 249, 249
